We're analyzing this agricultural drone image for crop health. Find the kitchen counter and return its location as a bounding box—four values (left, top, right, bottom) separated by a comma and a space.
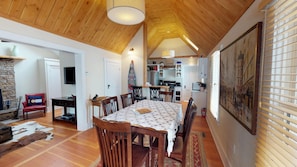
142, 85, 170, 91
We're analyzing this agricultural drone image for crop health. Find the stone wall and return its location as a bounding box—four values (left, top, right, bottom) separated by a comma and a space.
0, 59, 17, 109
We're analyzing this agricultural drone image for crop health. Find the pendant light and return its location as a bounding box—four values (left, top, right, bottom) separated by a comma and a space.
106, 0, 145, 25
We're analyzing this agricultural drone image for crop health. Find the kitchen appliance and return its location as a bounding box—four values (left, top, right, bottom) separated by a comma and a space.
174, 86, 182, 103
192, 82, 206, 91
147, 71, 159, 86
192, 82, 201, 91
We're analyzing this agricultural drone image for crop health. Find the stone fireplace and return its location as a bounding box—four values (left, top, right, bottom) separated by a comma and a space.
0, 58, 18, 120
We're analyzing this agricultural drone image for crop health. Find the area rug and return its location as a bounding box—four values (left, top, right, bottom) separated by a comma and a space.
90, 132, 207, 167
0, 121, 53, 156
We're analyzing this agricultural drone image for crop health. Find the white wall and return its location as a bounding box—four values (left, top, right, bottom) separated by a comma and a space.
59, 51, 76, 97
121, 26, 145, 93
0, 17, 122, 131
5, 43, 59, 97
150, 38, 196, 58
206, 0, 264, 166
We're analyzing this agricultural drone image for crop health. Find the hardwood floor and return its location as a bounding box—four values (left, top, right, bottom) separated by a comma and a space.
0, 104, 223, 167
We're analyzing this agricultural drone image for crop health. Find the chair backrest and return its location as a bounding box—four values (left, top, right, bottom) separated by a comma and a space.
181, 111, 197, 166
132, 86, 144, 98
159, 90, 173, 102
120, 93, 134, 108
182, 97, 195, 138
149, 86, 161, 100
101, 96, 119, 116
24, 93, 46, 106
93, 117, 132, 167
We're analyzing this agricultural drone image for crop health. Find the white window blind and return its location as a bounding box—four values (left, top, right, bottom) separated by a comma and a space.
256, 0, 297, 166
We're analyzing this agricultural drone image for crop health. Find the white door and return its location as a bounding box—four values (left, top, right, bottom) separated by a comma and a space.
182, 65, 199, 101
44, 59, 62, 111
104, 59, 121, 97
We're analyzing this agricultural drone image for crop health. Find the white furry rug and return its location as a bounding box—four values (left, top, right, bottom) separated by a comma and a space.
9, 121, 53, 143
0, 121, 54, 156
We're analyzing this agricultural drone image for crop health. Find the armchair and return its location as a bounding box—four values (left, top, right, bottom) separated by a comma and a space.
22, 93, 47, 119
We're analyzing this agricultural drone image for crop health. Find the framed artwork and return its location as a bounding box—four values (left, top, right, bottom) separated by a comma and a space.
220, 22, 262, 135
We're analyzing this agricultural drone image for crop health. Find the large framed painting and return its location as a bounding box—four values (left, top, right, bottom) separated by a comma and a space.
220, 22, 262, 135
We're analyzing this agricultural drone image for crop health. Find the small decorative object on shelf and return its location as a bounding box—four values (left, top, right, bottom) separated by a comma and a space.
159, 64, 164, 78
5, 100, 10, 109
11, 45, 17, 56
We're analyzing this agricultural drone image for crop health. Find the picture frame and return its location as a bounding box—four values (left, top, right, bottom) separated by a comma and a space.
219, 22, 262, 135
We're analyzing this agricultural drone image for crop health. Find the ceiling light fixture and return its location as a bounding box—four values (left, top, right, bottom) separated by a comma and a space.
106, 0, 145, 25
128, 48, 134, 55
162, 50, 175, 58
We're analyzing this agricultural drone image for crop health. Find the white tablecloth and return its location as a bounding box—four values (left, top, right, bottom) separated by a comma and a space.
103, 100, 183, 155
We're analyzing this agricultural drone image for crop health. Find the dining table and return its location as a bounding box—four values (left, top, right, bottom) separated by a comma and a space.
102, 99, 183, 167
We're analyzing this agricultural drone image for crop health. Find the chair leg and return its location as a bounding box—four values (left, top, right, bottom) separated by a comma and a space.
151, 148, 156, 167
138, 134, 144, 146
146, 152, 149, 167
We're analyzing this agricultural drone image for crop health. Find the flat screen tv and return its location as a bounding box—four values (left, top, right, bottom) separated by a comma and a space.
64, 67, 76, 84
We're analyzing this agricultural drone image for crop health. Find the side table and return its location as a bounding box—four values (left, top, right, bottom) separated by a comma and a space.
90, 96, 107, 118
52, 97, 76, 124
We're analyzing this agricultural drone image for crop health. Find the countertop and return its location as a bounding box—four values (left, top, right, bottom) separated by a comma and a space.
142, 85, 170, 91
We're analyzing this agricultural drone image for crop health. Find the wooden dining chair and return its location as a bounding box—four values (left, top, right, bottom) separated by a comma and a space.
93, 117, 149, 167
150, 102, 197, 165
149, 86, 163, 101
132, 86, 147, 102
101, 96, 119, 116
159, 90, 174, 102
120, 92, 134, 108
177, 97, 194, 138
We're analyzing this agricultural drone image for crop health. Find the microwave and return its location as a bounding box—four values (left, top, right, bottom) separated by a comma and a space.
192, 82, 201, 91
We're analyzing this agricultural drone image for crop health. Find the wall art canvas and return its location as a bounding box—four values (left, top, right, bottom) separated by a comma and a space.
220, 22, 262, 135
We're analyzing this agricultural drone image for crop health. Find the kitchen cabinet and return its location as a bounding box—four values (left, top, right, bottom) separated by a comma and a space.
198, 58, 208, 82
175, 63, 182, 78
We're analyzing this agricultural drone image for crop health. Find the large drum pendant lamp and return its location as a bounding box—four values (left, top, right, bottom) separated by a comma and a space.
106, 0, 145, 25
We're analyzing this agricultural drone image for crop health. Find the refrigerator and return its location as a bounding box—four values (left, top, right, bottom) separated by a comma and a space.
147, 71, 159, 86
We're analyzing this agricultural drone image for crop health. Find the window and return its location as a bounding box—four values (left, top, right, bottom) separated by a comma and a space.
256, 0, 297, 166
209, 50, 220, 120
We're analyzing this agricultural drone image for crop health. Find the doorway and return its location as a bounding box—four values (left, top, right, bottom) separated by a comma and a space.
41, 58, 62, 111
104, 59, 121, 97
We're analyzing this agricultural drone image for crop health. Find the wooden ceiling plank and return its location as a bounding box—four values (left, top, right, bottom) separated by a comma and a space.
77, 0, 105, 40
0, 0, 254, 56
20, 0, 44, 23
35, 0, 57, 26
51, 0, 80, 34
66, 0, 97, 37
0, 0, 13, 14
44, 0, 66, 30
7, 0, 26, 19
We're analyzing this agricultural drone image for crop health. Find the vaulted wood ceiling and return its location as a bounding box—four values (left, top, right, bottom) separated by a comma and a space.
0, 0, 254, 57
